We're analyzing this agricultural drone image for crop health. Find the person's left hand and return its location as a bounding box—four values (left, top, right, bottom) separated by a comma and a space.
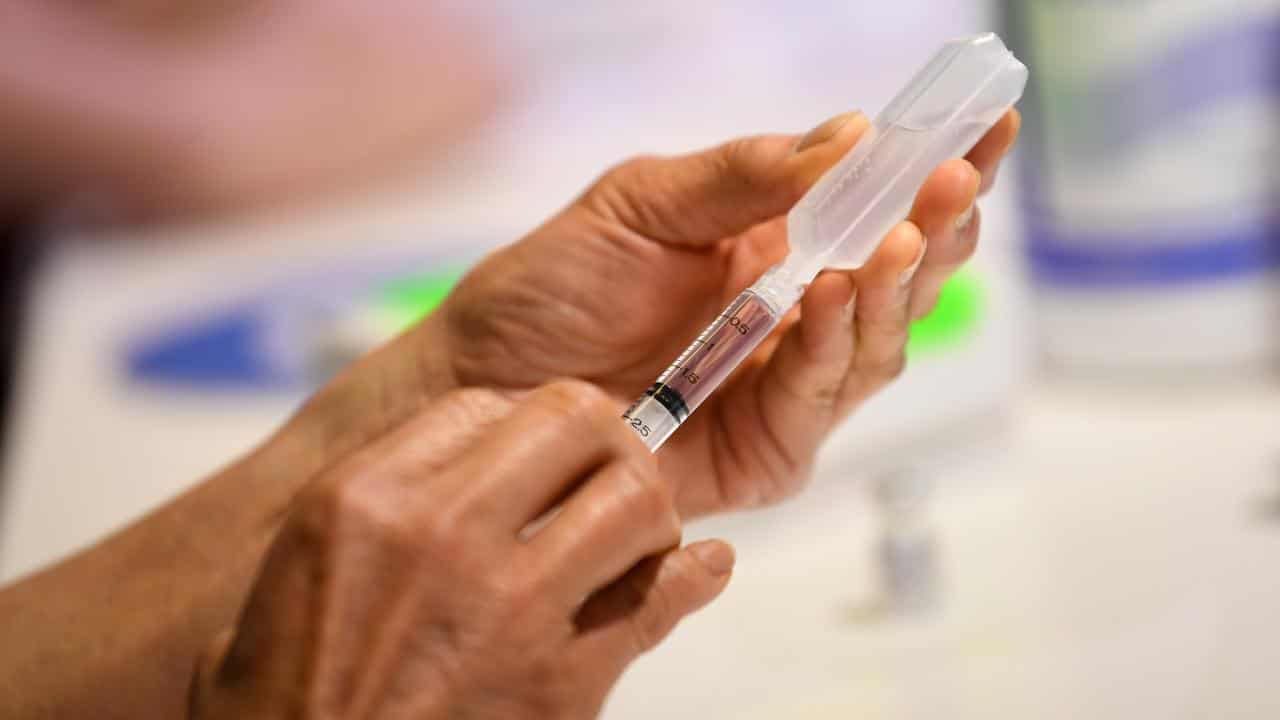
191, 382, 730, 720
295, 109, 1021, 520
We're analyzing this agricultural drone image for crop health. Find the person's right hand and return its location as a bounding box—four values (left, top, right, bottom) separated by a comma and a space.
188, 380, 734, 719
286, 110, 1020, 521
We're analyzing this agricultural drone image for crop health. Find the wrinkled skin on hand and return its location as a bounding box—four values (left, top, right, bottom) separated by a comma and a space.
190, 381, 735, 719
289, 111, 1019, 525
407, 111, 1019, 517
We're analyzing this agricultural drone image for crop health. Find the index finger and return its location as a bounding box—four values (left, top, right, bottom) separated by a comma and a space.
441, 380, 648, 533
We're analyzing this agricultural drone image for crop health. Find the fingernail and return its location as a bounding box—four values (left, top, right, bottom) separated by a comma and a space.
899, 237, 928, 287
955, 204, 976, 233
689, 541, 735, 577
795, 111, 859, 153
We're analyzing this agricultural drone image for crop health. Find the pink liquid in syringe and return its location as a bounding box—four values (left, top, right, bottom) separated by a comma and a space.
622, 290, 781, 450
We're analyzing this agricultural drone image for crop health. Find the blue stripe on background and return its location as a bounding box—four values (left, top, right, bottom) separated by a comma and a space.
1021, 15, 1280, 287
1027, 216, 1280, 287
126, 303, 294, 390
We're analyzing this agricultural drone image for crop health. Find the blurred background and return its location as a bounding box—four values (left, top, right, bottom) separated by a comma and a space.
2, 1, 1279, 717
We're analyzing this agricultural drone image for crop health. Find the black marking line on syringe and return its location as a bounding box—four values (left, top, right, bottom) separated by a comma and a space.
652, 317, 721, 384
646, 358, 700, 423
629, 290, 760, 442
642, 383, 690, 423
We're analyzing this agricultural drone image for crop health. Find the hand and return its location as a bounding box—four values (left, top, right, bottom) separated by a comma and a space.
296, 109, 1021, 520
189, 381, 734, 719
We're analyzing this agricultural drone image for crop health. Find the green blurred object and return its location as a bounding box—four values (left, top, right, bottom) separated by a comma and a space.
371, 267, 983, 356
378, 270, 465, 326
907, 270, 985, 356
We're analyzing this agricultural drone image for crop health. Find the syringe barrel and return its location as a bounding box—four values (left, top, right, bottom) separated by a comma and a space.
622, 33, 1028, 451
622, 289, 783, 451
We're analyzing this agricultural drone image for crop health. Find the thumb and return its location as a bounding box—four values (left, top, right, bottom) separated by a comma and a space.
579, 112, 870, 247
572, 540, 736, 670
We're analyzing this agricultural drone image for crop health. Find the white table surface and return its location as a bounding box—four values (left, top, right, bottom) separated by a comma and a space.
606, 380, 1280, 719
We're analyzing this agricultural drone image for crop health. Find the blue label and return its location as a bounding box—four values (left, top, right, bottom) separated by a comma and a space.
1018, 14, 1280, 287
1027, 215, 1280, 287
124, 251, 479, 394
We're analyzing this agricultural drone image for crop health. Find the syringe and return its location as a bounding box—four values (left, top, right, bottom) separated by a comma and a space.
622, 33, 1028, 452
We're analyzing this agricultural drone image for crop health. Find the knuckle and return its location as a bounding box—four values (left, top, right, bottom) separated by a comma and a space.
953, 236, 979, 265
419, 387, 516, 438
722, 136, 791, 196
619, 154, 663, 176
626, 574, 674, 654
625, 546, 731, 654
954, 208, 982, 253
438, 386, 513, 417
515, 659, 565, 716
415, 502, 472, 556
912, 294, 942, 321
719, 139, 754, 184
488, 567, 545, 620
629, 611, 667, 655
533, 378, 620, 430
616, 460, 680, 539
809, 381, 842, 409
761, 466, 814, 507
294, 473, 422, 555
598, 154, 661, 194
787, 162, 822, 200
324, 470, 467, 558
878, 351, 909, 383
290, 475, 354, 541
583, 154, 671, 236
610, 418, 659, 466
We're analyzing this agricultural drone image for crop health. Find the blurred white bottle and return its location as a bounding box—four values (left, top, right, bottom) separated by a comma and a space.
1004, 0, 1280, 375
874, 469, 941, 617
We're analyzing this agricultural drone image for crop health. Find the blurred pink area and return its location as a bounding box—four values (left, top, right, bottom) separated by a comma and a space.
0, 1, 507, 220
